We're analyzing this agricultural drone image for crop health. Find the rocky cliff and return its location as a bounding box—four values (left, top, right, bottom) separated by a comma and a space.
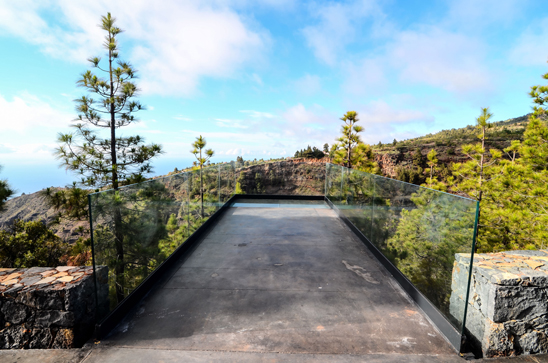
235, 159, 326, 195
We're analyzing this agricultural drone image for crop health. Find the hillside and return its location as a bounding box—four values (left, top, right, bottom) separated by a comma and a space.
0, 189, 88, 243
371, 113, 530, 178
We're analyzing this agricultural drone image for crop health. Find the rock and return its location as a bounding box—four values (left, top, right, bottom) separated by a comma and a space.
517, 331, 548, 354
51, 328, 74, 349
451, 250, 548, 357
1, 301, 29, 325
15, 287, 64, 310
35, 311, 74, 328
28, 328, 53, 349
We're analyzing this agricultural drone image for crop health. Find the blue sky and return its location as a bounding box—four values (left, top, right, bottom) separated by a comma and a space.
1, 0, 548, 195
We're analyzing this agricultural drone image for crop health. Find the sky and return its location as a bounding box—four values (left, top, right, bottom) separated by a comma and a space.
1, 0, 548, 195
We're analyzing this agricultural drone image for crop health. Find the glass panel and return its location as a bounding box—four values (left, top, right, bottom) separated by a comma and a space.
325, 164, 477, 333
325, 163, 343, 207
90, 173, 189, 318
90, 165, 228, 320
344, 168, 373, 239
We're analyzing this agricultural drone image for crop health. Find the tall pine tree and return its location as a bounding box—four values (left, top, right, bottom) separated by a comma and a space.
55, 13, 163, 303
451, 108, 501, 252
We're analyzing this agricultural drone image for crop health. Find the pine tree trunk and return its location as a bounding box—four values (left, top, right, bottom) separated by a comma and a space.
108, 29, 124, 304
200, 149, 204, 219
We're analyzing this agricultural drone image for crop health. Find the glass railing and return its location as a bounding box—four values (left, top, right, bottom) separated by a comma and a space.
90, 159, 477, 344
325, 163, 478, 335
89, 163, 241, 319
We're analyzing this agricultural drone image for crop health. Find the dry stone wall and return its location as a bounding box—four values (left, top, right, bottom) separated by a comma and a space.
0, 265, 108, 349
450, 250, 548, 357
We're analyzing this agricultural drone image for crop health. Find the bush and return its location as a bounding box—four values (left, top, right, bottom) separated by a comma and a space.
0, 220, 69, 268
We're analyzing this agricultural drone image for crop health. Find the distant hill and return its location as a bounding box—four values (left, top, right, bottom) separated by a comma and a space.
0, 189, 87, 244
371, 113, 530, 178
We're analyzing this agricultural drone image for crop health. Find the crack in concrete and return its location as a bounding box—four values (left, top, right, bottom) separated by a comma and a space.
342, 260, 379, 284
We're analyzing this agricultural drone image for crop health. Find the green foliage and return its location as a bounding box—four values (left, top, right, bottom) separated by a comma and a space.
0, 165, 15, 212
294, 145, 325, 159
42, 184, 90, 221
412, 148, 425, 168
0, 220, 69, 268
191, 135, 214, 168
234, 182, 244, 194
396, 167, 425, 185
332, 111, 379, 173
55, 13, 163, 190
191, 135, 215, 218
423, 149, 446, 191
387, 189, 475, 312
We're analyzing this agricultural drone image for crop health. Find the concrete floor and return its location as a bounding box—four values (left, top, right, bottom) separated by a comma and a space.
80, 200, 466, 362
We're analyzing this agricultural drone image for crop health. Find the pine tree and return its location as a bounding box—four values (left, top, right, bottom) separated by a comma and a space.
451, 108, 501, 251
55, 13, 163, 303
332, 111, 378, 172
423, 149, 446, 191
56, 13, 162, 189
191, 135, 214, 218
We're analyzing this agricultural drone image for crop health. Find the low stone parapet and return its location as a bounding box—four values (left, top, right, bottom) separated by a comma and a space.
450, 250, 548, 357
0, 265, 108, 349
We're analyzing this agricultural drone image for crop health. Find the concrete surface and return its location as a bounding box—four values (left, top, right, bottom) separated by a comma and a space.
84, 201, 457, 361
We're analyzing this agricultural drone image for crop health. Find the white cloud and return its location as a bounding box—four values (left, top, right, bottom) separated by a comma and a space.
390, 27, 491, 93
356, 100, 433, 144
0, 1, 270, 96
239, 110, 275, 118
280, 103, 337, 143
173, 115, 192, 121
215, 118, 248, 129
0, 93, 72, 133
446, 0, 525, 28
358, 100, 432, 125
294, 74, 321, 95
342, 58, 386, 95
301, 0, 384, 65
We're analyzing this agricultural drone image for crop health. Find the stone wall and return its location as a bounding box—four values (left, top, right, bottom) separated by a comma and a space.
450, 250, 548, 357
0, 265, 108, 349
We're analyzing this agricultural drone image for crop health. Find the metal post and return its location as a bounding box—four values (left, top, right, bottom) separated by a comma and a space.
88, 194, 100, 324
460, 201, 480, 349
324, 164, 328, 197
370, 176, 375, 242
340, 167, 344, 203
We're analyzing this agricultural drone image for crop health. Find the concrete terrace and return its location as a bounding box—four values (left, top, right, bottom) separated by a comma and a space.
80, 198, 462, 362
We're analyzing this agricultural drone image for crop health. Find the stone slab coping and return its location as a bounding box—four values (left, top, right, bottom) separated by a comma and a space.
0, 266, 94, 296
456, 250, 548, 287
